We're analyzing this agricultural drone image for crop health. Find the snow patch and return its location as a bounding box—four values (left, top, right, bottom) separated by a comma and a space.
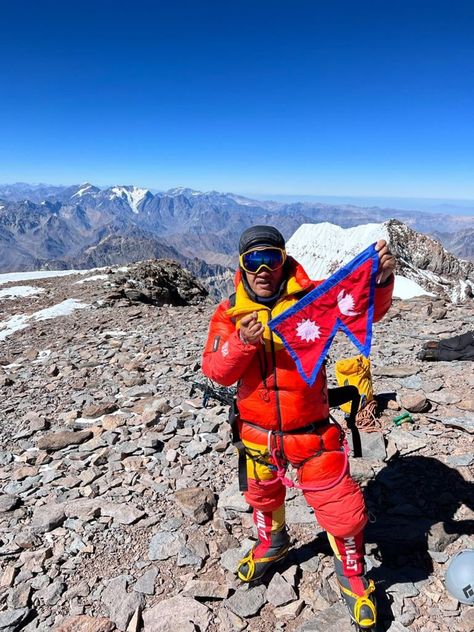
74, 408, 123, 428
228, 194, 258, 206
75, 274, 109, 284
0, 299, 89, 341
0, 314, 30, 341
0, 285, 45, 299
394, 276, 435, 300
33, 298, 89, 321
451, 279, 474, 303
0, 270, 87, 286
166, 187, 199, 197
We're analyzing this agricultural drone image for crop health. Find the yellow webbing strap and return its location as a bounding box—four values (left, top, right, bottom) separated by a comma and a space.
237, 545, 290, 582
338, 578, 377, 628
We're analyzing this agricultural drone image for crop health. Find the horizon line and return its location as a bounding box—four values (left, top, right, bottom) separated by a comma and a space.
1, 180, 474, 206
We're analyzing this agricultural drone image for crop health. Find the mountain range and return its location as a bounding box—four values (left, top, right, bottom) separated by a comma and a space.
0, 182, 473, 302
287, 220, 473, 303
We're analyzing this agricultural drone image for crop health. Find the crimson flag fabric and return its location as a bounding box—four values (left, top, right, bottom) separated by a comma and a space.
269, 243, 379, 386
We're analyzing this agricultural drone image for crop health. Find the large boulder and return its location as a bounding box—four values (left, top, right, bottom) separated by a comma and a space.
113, 259, 209, 306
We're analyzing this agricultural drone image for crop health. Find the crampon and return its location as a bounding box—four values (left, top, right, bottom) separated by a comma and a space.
237, 529, 290, 582
335, 560, 377, 630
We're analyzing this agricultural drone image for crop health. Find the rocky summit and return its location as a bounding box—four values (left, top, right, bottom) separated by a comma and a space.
0, 263, 473, 632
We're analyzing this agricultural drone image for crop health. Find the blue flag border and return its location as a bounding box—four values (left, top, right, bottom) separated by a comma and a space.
269, 243, 379, 386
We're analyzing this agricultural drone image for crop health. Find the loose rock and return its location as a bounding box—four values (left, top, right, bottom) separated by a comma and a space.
142, 595, 211, 631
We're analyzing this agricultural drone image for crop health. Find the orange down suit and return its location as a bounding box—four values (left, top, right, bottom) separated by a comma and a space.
202, 258, 394, 539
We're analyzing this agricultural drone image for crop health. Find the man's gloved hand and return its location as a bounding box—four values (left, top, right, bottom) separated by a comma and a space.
240, 311, 264, 345
375, 240, 396, 284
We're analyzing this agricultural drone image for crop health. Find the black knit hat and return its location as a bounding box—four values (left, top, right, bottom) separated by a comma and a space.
238, 225, 285, 255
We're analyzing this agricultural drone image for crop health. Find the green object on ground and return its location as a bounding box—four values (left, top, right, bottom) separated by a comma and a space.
393, 412, 414, 425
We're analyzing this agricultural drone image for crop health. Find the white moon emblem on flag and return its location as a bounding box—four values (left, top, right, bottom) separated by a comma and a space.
337, 290, 360, 316
296, 319, 321, 342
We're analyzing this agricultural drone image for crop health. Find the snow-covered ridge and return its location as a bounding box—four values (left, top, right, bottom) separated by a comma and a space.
72, 183, 94, 198
110, 186, 150, 213
287, 221, 430, 299
286, 221, 471, 301
226, 193, 261, 206
165, 187, 201, 197
287, 222, 390, 279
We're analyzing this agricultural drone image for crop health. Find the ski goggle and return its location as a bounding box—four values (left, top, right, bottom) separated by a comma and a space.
239, 247, 287, 274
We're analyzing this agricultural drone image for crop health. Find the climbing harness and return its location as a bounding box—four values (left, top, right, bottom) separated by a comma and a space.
232, 385, 363, 492
243, 417, 350, 493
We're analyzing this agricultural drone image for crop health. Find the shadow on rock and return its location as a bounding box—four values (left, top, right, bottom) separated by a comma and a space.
365, 456, 474, 629
375, 392, 398, 412
364, 454, 473, 618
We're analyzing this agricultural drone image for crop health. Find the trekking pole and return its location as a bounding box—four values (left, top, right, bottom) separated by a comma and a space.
328, 386, 362, 457
346, 386, 362, 458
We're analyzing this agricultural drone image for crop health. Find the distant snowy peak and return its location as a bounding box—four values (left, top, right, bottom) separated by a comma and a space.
287, 220, 473, 303
162, 188, 260, 207
109, 186, 152, 214
71, 183, 99, 198
165, 187, 202, 198
226, 193, 263, 207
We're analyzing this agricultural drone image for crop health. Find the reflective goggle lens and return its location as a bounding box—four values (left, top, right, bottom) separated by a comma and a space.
240, 248, 286, 273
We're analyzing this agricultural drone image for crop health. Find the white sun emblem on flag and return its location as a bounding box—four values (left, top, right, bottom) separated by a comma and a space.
296, 319, 321, 343
337, 289, 360, 317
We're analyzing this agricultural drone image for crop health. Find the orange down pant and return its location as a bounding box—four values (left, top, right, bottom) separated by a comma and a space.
240, 421, 368, 540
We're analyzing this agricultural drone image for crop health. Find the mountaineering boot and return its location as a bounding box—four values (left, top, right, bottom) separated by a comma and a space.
237, 507, 290, 582
334, 557, 377, 629
237, 527, 290, 582
328, 532, 377, 630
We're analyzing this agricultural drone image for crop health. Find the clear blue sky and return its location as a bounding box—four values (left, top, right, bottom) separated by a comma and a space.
1, 0, 473, 199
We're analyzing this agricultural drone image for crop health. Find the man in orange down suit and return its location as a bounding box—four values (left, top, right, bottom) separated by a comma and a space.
202, 225, 395, 630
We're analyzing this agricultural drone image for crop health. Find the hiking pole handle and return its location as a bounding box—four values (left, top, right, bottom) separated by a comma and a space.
328, 386, 362, 458
346, 386, 362, 458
